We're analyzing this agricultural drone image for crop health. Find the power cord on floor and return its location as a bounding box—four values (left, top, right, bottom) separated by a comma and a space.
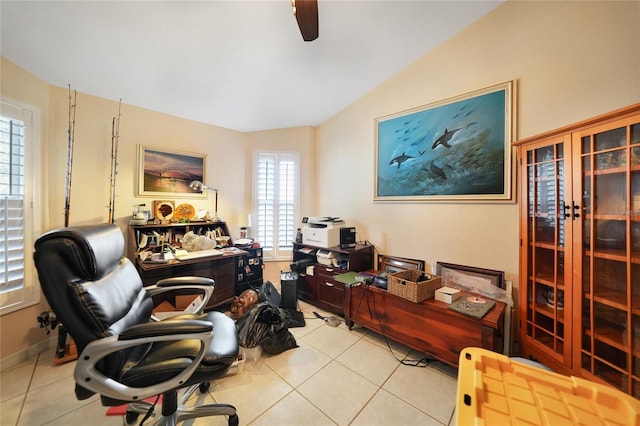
139, 394, 161, 425
356, 283, 434, 368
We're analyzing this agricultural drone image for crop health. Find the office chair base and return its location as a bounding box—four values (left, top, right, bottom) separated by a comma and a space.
124, 385, 238, 426
125, 405, 238, 426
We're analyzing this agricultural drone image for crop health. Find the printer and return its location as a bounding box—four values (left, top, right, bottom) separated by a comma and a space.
302, 217, 345, 248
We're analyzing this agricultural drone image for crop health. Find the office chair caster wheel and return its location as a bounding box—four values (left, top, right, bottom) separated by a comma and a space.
199, 381, 210, 393
228, 414, 239, 426
125, 410, 139, 424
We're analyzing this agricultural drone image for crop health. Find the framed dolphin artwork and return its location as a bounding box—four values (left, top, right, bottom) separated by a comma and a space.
374, 81, 516, 202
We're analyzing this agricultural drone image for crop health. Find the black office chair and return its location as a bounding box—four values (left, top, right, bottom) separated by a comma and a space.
33, 224, 239, 426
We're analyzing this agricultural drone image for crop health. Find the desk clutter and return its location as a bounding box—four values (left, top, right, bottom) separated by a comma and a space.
290, 231, 509, 323
132, 221, 236, 263
356, 255, 509, 319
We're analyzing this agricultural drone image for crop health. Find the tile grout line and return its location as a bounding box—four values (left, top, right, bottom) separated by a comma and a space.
14, 351, 41, 426
6, 304, 459, 425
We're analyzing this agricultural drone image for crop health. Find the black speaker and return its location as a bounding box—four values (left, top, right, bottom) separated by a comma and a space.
340, 226, 356, 249
280, 271, 299, 310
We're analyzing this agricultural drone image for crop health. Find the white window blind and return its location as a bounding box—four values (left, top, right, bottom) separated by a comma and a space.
1, 117, 25, 296
1, 100, 39, 314
1, 198, 25, 294
254, 151, 299, 260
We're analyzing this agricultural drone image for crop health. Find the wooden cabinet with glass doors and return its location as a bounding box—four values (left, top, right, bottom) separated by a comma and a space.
519, 136, 571, 370
516, 104, 640, 397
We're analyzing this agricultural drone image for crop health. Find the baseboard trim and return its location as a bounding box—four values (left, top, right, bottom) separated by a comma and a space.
1, 336, 57, 371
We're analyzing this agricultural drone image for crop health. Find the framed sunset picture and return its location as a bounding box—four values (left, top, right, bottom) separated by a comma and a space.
137, 146, 206, 198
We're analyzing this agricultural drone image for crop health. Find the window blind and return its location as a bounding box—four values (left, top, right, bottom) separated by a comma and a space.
0, 116, 25, 296
254, 151, 299, 260
0, 197, 24, 293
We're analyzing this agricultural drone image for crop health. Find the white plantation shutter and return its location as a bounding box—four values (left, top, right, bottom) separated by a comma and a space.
254, 151, 299, 260
278, 159, 296, 249
1, 198, 25, 294
256, 154, 275, 249
1, 101, 39, 314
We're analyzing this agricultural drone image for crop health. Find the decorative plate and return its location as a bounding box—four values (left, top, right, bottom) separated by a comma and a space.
174, 203, 196, 220
154, 200, 174, 221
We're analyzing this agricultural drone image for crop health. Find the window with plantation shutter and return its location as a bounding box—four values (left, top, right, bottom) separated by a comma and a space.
1, 198, 25, 294
253, 151, 299, 260
1, 100, 39, 314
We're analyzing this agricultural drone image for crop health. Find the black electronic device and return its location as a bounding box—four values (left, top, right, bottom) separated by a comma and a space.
340, 226, 356, 249
290, 257, 314, 273
280, 271, 299, 310
373, 272, 389, 289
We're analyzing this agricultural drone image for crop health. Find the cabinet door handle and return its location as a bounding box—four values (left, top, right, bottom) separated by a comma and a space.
563, 203, 571, 219
325, 282, 334, 287
326, 268, 334, 272
572, 201, 580, 219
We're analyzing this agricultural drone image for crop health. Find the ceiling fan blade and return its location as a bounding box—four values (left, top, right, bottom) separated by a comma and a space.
294, 0, 318, 41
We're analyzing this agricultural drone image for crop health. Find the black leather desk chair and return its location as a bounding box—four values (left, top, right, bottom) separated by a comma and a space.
34, 224, 239, 425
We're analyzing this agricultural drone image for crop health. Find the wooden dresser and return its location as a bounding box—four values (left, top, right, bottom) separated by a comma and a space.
135, 251, 246, 309
344, 283, 506, 367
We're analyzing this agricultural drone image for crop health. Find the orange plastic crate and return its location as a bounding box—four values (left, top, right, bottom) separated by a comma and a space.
456, 347, 640, 425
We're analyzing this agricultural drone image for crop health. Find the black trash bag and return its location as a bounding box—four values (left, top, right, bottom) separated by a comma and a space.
236, 302, 298, 354
257, 281, 281, 307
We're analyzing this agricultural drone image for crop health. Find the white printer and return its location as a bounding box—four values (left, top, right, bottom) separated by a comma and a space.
301, 217, 345, 248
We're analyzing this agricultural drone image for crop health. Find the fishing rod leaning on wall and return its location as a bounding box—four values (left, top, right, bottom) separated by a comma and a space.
108, 99, 122, 224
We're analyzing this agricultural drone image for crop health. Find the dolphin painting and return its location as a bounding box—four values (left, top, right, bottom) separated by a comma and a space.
430, 161, 447, 179
389, 150, 425, 169
410, 133, 429, 147
432, 127, 462, 149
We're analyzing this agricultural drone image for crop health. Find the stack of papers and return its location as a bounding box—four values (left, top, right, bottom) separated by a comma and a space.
174, 249, 223, 260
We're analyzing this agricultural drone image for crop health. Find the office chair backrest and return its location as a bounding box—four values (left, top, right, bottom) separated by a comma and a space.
34, 224, 153, 376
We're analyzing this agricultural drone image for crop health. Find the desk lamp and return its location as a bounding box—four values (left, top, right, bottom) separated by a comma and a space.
189, 180, 221, 221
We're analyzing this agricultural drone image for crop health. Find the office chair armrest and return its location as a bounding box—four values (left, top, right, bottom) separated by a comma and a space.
119, 319, 212, 340
145, 277, 214, 316
74, 320, 214, 401
155, 276, 215, 288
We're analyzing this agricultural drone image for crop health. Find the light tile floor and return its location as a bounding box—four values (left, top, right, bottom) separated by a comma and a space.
1, 300, 459, 425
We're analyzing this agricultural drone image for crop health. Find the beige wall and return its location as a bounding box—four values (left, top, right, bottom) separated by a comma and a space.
45, 87, 248, 229
244, 126, 316, 231
2, 0, 639, 362
0, 60, 315, 361
315, 1, 640, 283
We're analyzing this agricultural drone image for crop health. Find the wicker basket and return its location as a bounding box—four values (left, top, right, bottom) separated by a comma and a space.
388, 270, 442, 303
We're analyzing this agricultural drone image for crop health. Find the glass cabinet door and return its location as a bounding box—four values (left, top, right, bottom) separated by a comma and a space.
577, 116, 640, 397
524, 138, 569, 363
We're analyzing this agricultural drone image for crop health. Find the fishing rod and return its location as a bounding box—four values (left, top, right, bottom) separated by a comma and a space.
55, 85, 78, 364
64, 84, 77, 227
108, 99, 122, 224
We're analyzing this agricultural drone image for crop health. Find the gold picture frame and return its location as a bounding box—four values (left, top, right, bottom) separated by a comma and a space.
137, 145, 206, 198
374, 81, 516, 202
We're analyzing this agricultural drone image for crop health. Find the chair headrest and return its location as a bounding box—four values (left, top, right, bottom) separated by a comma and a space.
35, 224, 124, 281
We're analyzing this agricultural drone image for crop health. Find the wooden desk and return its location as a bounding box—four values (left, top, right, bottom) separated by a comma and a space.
136, 250, 246, 309
345, 283, 505, 367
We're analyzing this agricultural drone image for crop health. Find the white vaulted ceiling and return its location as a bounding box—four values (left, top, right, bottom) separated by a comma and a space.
1, 0, 503, 132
